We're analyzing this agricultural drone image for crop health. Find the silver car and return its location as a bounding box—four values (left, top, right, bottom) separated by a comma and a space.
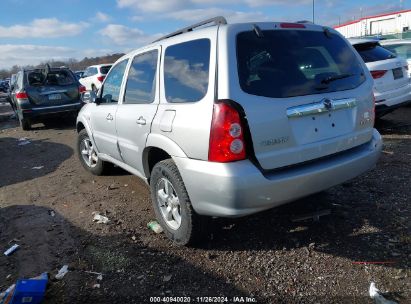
77, 17, 382, 245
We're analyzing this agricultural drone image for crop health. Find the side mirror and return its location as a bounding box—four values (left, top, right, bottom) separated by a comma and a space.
82, 91, 98, 104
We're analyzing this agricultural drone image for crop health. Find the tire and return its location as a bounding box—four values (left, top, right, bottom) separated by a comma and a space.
77, 129, 107, 175
19, 116, 31, 131
150, 159, 207, 246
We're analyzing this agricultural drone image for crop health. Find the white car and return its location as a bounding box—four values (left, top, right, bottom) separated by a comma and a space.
79, 64, 112, 92
381, 39, 411, 77
349, 38, 411, 117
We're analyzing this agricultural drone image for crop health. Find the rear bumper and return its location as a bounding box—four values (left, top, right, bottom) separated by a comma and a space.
174, 129, 382, 217
375, 83, 411, 115
20, 102, 83, 119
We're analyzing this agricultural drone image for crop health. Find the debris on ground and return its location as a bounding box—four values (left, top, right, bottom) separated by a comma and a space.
92, 212, 110, 224
163, 275, 172, 282
107, 184, 119, 190
147, 220, 163, 234
55, 265, 69, 280
291, 209, 331, 222
4, 244, 19, 256
31, 166, 44, 170
17, 137, 31, 146
48, 210, 55, 217
93, 284, 100, 289
0, 284, 15, 303
369, 282, 398, 304
0, 272, 48, 304
97, 274, 103, 281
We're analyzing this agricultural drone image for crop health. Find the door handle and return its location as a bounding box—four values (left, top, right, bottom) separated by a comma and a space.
136, 116, 146, 125
106, 113, 113, 121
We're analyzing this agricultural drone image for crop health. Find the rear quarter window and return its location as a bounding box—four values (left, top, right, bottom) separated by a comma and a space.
236, 30, 366, 98
164, 39, 210, 103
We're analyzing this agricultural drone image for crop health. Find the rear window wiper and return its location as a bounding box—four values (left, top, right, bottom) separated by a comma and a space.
320, 73, 355, 84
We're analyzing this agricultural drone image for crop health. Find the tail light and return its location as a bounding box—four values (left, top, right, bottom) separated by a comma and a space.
370, 70, 387, 79
16, 92, 28, 99
97, 76, 105, 82
209, 101, 247, 162
79, 85, 86, 94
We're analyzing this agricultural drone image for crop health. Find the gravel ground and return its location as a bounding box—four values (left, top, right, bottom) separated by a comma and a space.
0, 106, 410, 303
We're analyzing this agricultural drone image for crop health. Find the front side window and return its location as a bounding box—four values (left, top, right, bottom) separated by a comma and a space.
124, 51, 158, 104
237, 30, 366, 98
100, 60, 128, 104
354, 42, 396, 63
164, 39, 210, 103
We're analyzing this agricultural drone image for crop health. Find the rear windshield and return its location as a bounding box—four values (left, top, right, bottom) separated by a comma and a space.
353, 42, 396, 63
100, 66, 112, 74
237, 30, 366, 98
27, 70, 75, 86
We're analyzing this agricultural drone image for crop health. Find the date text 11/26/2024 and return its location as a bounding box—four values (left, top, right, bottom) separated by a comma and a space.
149, 296, 258, 303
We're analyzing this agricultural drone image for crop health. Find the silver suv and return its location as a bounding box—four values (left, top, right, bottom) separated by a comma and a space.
77, 17, 382, 245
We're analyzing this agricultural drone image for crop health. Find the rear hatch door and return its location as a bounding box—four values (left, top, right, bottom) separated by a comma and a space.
226, 24, 374, 170
25, 69, 80, 107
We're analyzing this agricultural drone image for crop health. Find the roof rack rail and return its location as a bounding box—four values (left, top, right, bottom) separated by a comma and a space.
152, 16, 227, 43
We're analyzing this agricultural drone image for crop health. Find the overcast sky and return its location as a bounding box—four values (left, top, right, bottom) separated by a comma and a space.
0, 0, 406, 69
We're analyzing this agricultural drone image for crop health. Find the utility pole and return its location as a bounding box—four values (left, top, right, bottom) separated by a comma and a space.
312, 0, 315, 23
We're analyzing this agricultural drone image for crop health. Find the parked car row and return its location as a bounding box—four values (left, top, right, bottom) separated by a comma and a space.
7, 65, 86, 130
3, 17, 409, 246
4, 63, 113, 130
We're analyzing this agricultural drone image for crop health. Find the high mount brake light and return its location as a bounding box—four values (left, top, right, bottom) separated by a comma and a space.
280, 23, 306, 29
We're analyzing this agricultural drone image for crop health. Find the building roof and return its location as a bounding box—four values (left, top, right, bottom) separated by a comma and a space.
334, 8, 411, 29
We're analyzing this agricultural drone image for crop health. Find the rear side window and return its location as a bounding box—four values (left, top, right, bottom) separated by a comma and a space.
27, 70, 75, 86
354, 42, 396, 63
124, 50, 158, 104
100, 60, 128, 104
164, 39, 210, 103
100, 66, 111, 74
237, 30, 366, 98
383, 44, 411, 60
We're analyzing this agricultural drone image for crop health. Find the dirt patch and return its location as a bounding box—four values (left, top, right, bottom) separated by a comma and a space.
0, 108, 410, 303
